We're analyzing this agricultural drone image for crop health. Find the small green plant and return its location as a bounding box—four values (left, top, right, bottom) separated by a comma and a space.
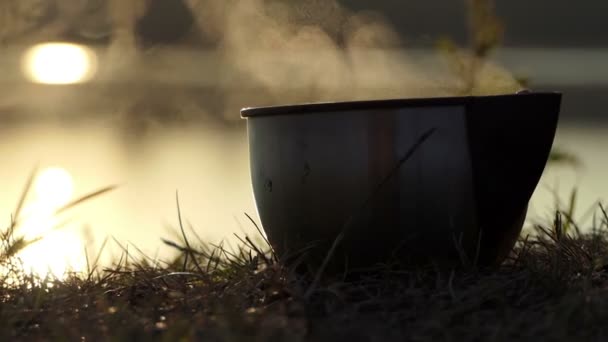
437, 0, 505, 95
437, 0, 579, 167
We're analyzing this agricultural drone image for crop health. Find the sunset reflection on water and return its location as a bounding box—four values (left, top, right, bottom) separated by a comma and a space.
1, 122, 255, 281
13, 167, 87, 279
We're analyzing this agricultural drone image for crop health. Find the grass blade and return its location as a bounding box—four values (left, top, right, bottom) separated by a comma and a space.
54, 185, 119, 216
175, 191, 204, 275
7, 165, 39, 236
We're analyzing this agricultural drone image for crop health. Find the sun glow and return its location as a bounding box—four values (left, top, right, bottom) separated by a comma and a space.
12, 167, 86, 280
34, 167, 75, 209
22, 42, 97, 84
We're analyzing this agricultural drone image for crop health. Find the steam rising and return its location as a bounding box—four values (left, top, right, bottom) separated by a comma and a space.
2, 0, 522, 123
185, 0, 522, 118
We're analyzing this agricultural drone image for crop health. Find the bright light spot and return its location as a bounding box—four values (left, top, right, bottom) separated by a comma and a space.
22, 42, 97, 84
3, 167, 85, 281
17, 229, 86, 280
35, 167, 75, 209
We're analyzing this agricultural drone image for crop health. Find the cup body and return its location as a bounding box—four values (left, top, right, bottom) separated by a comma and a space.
242, 93, 561, 270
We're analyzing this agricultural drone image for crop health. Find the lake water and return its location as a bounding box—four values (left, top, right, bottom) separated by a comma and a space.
529, 124, 607, 224
0, 120, 256, 276
1, 118, 605, 277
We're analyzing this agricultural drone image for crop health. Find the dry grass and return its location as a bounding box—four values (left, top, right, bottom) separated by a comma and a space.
3, 190, 608, 341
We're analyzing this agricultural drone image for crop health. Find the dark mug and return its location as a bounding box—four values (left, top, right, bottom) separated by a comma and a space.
242, 92, 561, 272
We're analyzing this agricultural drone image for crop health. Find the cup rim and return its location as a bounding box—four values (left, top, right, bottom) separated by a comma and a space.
240, 92, 561, 118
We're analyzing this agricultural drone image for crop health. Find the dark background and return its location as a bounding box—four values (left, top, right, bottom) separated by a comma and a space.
134, 0, 607, 124
346, 0, 608, 48
345, 0, 608, 124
